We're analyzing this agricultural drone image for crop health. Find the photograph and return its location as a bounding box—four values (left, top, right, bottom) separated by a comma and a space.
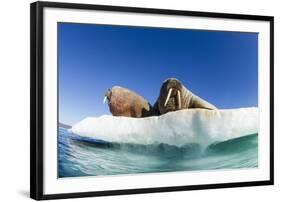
58, 22, 259, 178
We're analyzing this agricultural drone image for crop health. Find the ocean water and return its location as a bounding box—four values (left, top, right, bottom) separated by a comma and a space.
58, 127, 258, 177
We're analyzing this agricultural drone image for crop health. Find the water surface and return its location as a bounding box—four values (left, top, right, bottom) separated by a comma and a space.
58, 127, 258, 177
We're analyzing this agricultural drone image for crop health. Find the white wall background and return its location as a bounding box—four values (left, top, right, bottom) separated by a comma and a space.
0, 0, 279, 201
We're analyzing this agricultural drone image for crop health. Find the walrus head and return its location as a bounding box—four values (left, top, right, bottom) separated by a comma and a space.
156, 78, 183, 114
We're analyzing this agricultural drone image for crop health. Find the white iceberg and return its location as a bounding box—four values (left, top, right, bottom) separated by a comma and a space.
69, 107, 258, 147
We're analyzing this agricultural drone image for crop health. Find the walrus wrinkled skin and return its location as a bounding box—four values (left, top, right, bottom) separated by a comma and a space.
104, 86, 156, 118
153, 78, 217, 115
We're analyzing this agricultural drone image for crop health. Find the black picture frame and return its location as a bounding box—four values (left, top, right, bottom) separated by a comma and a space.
30, 1, 274, 200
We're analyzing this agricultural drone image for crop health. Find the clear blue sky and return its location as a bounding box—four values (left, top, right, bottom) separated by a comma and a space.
58, 23, 258, 125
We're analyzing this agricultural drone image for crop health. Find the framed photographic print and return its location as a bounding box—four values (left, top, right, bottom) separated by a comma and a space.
30, 1, 274, 200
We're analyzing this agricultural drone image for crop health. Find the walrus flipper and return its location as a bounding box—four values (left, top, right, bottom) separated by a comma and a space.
191, 95, 217, 110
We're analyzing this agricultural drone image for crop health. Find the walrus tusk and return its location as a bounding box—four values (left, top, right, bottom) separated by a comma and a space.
103, 96, 108, 104
164, 88, 173, 107
177, 90, 181, 109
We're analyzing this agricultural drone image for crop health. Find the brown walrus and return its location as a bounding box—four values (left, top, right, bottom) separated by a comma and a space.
104, 86, 156, 118
153, 78, 217, 115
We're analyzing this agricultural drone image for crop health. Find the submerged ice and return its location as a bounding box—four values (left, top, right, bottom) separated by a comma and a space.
69, 107, 258, 147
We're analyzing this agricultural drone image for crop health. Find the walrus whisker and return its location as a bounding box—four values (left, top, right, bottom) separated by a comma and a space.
177, 90, 181, 109
103, 96, 108, 104
164, 88, 173, 107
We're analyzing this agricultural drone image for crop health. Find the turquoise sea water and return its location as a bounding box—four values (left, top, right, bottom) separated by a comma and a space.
58, 127, 258, 177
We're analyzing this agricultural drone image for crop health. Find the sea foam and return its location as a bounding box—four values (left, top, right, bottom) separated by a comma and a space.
69, 107, 258, 147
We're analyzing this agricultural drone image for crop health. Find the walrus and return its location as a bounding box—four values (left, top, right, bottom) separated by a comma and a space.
104, 86, 157, 118
153, 78, 217, 115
